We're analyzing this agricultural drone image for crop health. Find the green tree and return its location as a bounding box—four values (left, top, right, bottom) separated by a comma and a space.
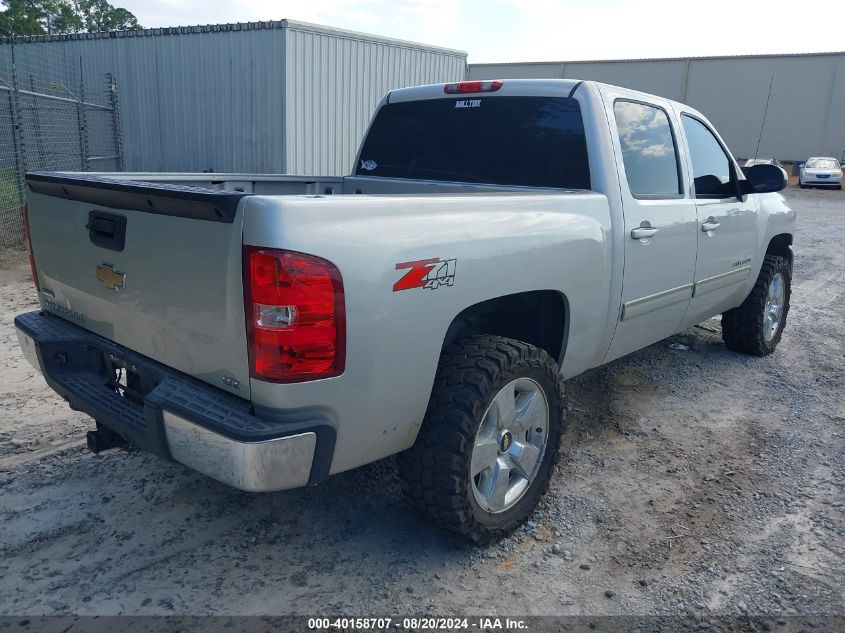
0, 0, 46, 35
60, 0, 140, 32
41, 0, 82, 32
0, 0, 140, 36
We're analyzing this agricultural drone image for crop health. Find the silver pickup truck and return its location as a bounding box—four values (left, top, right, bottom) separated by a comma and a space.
16, 79, 794, 542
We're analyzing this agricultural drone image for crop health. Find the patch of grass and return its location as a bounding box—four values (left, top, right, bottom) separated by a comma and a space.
0, 168, 24, 247
0, 168, 21, 204
0, 243, 29, 267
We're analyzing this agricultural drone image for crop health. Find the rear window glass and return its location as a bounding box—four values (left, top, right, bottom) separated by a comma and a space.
355, 96, 591, 190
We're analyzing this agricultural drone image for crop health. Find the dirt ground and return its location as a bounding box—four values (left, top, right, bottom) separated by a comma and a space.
0, 187, 842, 623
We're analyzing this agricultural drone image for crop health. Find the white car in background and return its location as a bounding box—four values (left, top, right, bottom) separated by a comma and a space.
799, 157, 843, 189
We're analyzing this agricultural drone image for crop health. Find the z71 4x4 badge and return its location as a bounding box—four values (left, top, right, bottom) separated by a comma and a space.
393, 258, 457, 292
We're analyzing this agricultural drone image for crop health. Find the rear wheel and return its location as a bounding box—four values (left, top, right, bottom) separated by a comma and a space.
721, 255, 790, 356
398, 335, 565, 543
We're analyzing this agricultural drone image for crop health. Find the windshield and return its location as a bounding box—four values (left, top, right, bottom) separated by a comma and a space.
806, 159, 840, 170
355, 96, 591, 190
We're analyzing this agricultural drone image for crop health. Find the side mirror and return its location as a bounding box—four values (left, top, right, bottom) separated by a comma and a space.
745, 163, 786, 193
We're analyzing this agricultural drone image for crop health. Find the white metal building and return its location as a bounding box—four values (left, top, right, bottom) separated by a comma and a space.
7, 21, 466, 175
469, 53, 845, 163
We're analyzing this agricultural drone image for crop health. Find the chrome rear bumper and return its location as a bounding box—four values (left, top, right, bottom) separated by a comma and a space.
163, 411, 316, 491
14, 310, 333, 492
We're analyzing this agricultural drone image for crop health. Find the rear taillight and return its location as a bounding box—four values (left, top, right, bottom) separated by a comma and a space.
22, 205, 40, 291
443, 80, 503, 94
243, 246, 345, 382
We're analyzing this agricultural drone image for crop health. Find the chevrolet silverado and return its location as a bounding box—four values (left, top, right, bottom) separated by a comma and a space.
16, 79, 795, 542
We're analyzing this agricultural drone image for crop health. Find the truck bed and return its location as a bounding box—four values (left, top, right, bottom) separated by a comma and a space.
25, 171, 600, 404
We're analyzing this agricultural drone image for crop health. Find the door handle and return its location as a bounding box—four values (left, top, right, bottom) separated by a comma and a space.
86, 210, 127, 251
701, 217, 721, 232
631, 223, 659, 240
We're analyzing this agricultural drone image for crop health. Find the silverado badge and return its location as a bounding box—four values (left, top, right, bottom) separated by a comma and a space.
96, 263, 126, 291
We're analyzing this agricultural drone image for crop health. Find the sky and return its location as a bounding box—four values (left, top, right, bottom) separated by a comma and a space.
107, 0, 844, 63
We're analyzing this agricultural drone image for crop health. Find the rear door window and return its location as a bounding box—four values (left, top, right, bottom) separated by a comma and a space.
355, 96, 591, 190
613, 100, 681, 198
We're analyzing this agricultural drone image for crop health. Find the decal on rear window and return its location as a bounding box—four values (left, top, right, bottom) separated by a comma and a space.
360, 160, 378, 171
454, 99, 481, 109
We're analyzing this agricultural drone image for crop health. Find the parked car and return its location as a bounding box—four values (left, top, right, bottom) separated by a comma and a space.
16, 79, 794, 543
799, 157, 843, 189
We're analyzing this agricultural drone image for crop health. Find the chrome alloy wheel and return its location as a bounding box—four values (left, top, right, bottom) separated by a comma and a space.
470, 377, 549, 514
764, 273, 785, 343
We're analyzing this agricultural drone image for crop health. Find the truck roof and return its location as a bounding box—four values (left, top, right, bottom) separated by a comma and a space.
388, 78, 584, 103
387, 78, 694, 115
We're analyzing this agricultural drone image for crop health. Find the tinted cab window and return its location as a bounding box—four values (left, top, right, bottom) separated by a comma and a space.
681, 115, 736, 198
613, 101, 681, 197
356, 96, 590, 190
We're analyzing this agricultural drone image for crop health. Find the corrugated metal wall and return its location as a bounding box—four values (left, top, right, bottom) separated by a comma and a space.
469, 53, 845, 161
284, 23, 466, 175
11, 27, 288, 172
7, 22, 466, 174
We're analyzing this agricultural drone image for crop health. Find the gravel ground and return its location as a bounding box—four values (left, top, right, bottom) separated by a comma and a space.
0, 187, 842, 624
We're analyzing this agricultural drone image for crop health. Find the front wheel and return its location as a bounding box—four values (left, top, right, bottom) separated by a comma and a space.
398, 335, 565, 543
721, 255, 791, 356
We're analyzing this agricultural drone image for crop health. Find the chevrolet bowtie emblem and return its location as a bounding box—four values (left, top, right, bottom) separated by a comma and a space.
96, 263, 126, 291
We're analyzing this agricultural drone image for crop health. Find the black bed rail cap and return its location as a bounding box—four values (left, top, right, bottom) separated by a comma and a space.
26, 171, 249, 223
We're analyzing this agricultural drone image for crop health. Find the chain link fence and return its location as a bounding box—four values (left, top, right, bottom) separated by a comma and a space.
0, 39, 123, 247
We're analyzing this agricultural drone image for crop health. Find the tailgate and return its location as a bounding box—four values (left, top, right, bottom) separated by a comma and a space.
25, 172, 252, 398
